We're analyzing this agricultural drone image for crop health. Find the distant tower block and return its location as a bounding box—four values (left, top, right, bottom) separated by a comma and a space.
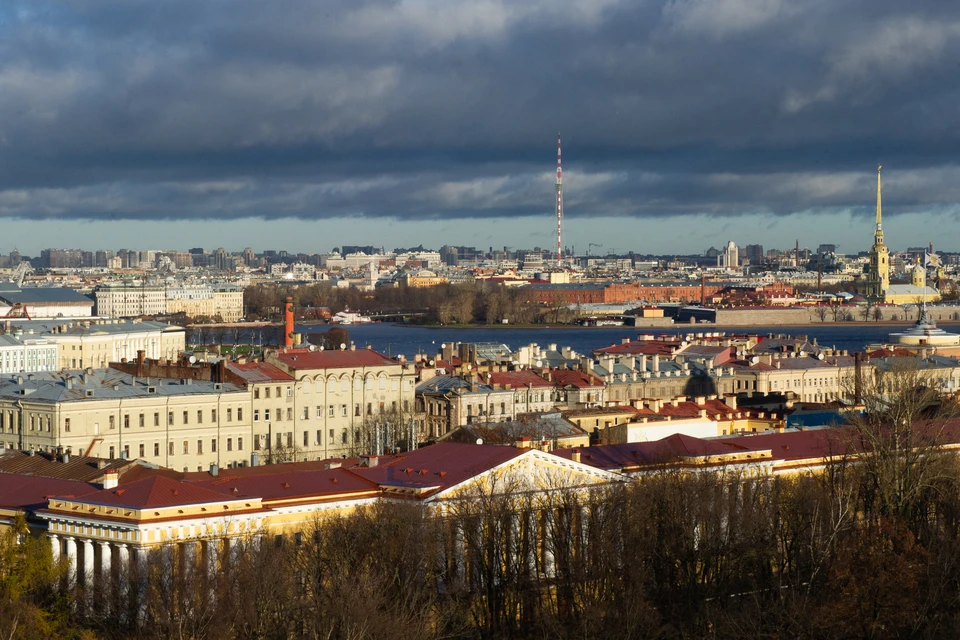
556, 132, 563, 267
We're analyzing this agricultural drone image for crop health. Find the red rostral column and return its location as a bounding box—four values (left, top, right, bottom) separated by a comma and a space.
284, 297, 294, 347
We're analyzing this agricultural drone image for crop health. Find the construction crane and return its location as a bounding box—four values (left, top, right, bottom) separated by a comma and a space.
12, 263, 32, 287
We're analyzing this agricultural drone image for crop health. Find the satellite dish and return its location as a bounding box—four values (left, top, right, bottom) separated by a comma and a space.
429, 359, 435, 366
751, 356, 759, 364
319, 346, 324, 351
818, 353, 825, 360
441, 343, 446, 349
188, 355, 197, 364
476, 438, 484, 445
535, 360, 543, 368
466, 364, 472, 370
339, 343, 346, 350
308, 345, 317, 352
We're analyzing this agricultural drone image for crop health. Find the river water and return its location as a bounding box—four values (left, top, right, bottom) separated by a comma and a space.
188, 322, 956, 359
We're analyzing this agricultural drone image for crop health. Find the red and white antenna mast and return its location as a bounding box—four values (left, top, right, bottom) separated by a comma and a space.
556, 132, 563, 267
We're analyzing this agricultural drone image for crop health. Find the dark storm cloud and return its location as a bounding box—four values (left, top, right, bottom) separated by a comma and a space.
3, 0, 960, 222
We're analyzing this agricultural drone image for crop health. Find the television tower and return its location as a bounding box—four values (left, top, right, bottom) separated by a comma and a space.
556, 132, 563, 267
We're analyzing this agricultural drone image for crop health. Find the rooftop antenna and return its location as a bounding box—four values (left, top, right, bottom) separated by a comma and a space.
556, 132, 563, 268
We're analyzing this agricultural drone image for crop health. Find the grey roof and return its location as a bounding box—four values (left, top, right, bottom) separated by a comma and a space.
0, 369, 242, 404
7, 319, 183, 337
417, 375, 496, 395
0, 334, 53, 347
0, 287, 93, 305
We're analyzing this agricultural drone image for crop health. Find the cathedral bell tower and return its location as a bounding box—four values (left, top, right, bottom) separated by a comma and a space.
866, 165, 890, 299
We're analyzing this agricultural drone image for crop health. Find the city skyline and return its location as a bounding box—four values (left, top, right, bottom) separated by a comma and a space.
4, 1, 960, 252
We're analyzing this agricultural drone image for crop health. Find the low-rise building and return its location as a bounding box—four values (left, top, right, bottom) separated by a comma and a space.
0, 334, 58, 374
0, 369, 253, 471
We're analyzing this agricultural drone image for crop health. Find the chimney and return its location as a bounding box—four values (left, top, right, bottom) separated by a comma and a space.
102, 469, 119, 490
359, 454, 378, 468
209, 463, 219, 477
724, 394, 738, 410
284, 297, 295, 348
136, 350, 146, 377
571, 449, 581, 463
250, 451, 260, 467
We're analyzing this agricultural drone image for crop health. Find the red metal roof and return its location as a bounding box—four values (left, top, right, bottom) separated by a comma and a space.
273, 349, 398, 370
0, 474, 96, 510
225, 361, 294, 382
190, 468, 379, 502
350, 442, 524, 495
550, 369, 604, 388
68, 475, 235, 508
488, 370, 553, 388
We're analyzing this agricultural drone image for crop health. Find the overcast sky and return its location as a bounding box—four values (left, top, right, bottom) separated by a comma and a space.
3, 0, 960, 256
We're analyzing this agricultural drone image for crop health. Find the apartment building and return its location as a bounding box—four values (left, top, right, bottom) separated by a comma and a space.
0, 369, 252, 471
94, 283, 166, 317
0, 334, 58, 374
266, 347, 417, 458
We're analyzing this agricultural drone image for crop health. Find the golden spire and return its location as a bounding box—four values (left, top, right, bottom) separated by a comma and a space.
876, 165, 882, 230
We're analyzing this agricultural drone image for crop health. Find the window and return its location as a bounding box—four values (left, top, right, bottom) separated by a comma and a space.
303, 431, 309, 446
212, 409, 217, 422
64, 418, 71, 432
392, 401, 397, 412
197, 439, 203, 454
109, 415, 115, 430
355, 404, 361, 417
316, 429, 322, 445
168, 442, 174, 456
254, 410, 260, 422
197, 410, 203, 424
276, 433, 282, 448
316, 406, 322, 418
366, 403, 372, 416
238, 408, 243, 421
329, 428, 334, 441
212, 438, 217, 452
183, 440, 189, 455
328, 405, 334, 418
276, 407, 282, 421
154, 442, 160, 457
168, 411, 174, 425
139, 444, 145, 457
302, 407, 309, 420
265, 387, 271, 399
109, 445, 115, 459
264, 409, 271, 421
183, 411, 189, 425
341, 429, 347, 444
123, 415, 130, 429
227, 408, 232, 422
287, 387, 293, 397
254, 388, 260, 399
287, 408, 293, 420
404, 400, 409, 412
295, 531, 303, 546
154, 412, 160, 427
286, 432, 293, 447
276, 386, 281, 397
379, 377, 386, 390
238, 437, 243, 450
341, 404, 347, 417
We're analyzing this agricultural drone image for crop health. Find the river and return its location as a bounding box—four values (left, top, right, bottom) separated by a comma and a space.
187, 322, 954, 359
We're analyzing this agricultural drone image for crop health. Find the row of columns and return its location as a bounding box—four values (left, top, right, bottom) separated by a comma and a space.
50, 534, 146, 595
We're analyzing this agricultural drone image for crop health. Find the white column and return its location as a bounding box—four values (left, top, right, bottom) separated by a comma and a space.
65, 537, 78, 590
82, 539, 95, 589
49, 534, 60, 566
206, 539, 219, 576
117, 544, 130, 601
544, 510, 555, 578
99, 541, 112, 589
135, 547, 149, 623
183, 541, 197, 582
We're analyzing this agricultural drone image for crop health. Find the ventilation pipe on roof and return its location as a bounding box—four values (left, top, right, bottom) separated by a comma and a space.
210, 463, 219, 477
